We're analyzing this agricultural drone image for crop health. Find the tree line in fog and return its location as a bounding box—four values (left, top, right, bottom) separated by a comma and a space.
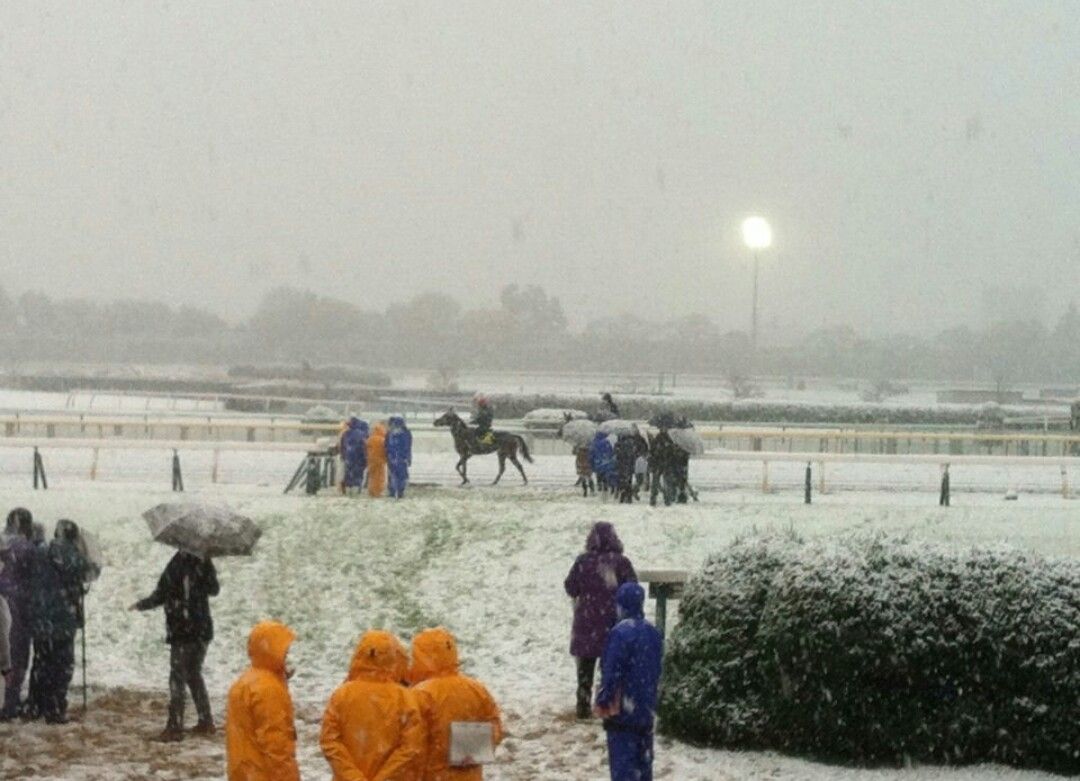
1, 285, 1079, 387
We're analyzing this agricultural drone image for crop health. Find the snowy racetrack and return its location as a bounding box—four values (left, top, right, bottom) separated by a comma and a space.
1, 461, 1076, 780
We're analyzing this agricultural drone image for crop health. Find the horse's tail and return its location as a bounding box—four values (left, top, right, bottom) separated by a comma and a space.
516, 435, 534, 463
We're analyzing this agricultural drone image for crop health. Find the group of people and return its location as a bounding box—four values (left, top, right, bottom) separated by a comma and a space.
574, 416, 694, 507
0, 508, 94, 725
128, 547, 505, 779
565, 522, 664, 781
337, 414, 413, 498
229, 623, 501, 780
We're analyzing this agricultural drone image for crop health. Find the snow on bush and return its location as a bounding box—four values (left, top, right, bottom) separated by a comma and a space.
659, 533, 1080, 774
492, 394, 1059, 426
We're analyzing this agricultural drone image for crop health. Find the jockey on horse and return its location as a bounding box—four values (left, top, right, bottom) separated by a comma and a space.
471, 393, 496, 448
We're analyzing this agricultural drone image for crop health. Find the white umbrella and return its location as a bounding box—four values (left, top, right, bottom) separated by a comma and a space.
143, 503, 262, 558
560, 419, 598, 447
76, 529, 104, 583
598, 419, 636, 437
669, 427, 705, 456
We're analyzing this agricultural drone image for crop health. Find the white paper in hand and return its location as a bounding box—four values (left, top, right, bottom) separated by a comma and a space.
449, 721, 495, 767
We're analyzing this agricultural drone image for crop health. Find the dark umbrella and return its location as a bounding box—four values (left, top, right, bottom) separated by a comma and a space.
143, 503, 262, 558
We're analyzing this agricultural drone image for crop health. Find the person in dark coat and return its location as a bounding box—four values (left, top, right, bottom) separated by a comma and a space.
27, 519, 88, 724
563, 522, 637, 719
470, 394, 495, 447
0, 508, 35, 720
595, 581, 664, 781
341, 417, 369, 492
613, 433, 637, 504
589, 431, 617, 495
131, 550, 220, 741
385, 415, 413, 499
648, 430, 681, 507
574, 445, 594, 497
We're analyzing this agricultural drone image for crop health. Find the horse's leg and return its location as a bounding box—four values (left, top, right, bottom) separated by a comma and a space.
459, 454, 470, 485
510, 452, 528, 485
493, 452, 506, 485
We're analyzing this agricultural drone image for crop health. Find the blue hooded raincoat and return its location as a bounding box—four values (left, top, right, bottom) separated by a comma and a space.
385, 416, 412, 499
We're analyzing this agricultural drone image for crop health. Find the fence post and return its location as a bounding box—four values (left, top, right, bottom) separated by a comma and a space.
211, 449, 220, 484
939, 464, 950, 507
90, 447, 99, 481
33, 447, 48, 490
761, 460, 770, 493
817, 460, 826, 494
804, 462, 812, 504
1061, 466, 1069, 500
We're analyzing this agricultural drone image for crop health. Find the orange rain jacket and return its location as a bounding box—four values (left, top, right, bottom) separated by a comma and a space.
321, 630, 424, 781
409, 628, 504, 781
226, 621, 300, 781
367, 423, 388, 497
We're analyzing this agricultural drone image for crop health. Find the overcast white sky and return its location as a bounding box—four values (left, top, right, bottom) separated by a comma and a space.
2, 1, 1078, 336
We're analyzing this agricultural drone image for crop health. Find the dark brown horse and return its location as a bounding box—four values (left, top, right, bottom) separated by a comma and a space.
434, 410, 533, 485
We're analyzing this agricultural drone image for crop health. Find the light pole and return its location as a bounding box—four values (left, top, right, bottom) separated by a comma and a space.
741, 216, 772, 353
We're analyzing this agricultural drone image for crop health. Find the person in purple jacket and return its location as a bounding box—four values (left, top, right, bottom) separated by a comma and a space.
563, 522, 637, 719
0, 508, 35, 721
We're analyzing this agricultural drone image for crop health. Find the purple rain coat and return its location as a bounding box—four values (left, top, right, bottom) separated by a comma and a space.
564, 522, 637, 659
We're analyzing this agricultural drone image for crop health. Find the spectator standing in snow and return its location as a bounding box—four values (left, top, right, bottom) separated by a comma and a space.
367, 422, 388, 497
648, 429, 680, 507
131, 550, 219, 741
226, 620, 300, 781
590, 430, 616, 496
632, 427, 650, 500
386, 415, 413, 499
408, 627, 504, 781
564, 522, 637, 719
595, 582, 663, 781
28, 519, 89, 724
320, 630, 423, 781
614, 433, 638, 504
0, 508, 35, 720
341, 417, 369, 494
574, 445, 595, 497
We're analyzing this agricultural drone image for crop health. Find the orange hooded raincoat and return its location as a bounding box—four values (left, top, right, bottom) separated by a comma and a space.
226, 621, 300, 781
320, 630, 424, 781
367, 423, 388, 497
409, 628, 503, 781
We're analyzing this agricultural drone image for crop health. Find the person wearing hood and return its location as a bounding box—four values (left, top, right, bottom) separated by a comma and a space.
589, 431, 616, 495
367, 423, 388, 497
0, 507, 35, 720
27, 519, 89, 724
409, 627, 503, 781
226, 621, 300, 781
341, 417, 370, 494
595, 582, 663, 781
385, 415, 413, 499
564, 523, 637, 719
131, 550, 220, 740
321, 630, 424, 781
470, 395, 495, 447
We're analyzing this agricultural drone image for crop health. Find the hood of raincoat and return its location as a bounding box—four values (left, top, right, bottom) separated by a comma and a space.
348, 416, 361, 429
247, 620, 295, 675
616, 581, 645, 621
391, 634, 410, 684
407, 627, 459, 684
371, 423, 387, 438
585, 522, 623, 555
388, 415, 407, 429
347, 630, 399, 682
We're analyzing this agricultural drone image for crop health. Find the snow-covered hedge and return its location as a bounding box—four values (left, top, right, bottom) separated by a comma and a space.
659, 534, 1080, 773
490, 394, 1054, 426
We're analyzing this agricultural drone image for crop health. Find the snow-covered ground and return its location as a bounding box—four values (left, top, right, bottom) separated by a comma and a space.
2, 463, 1077, 779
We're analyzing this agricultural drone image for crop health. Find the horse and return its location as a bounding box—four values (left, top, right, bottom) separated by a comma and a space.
434, 410, 533, 486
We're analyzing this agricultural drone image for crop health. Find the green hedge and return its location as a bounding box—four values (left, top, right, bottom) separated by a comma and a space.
659, 534, 1080, 773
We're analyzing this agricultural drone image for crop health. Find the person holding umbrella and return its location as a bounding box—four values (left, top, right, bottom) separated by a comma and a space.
131, 548, 219, 740
132, 502, 261, 741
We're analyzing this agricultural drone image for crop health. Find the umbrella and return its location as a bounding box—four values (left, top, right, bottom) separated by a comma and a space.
143, 502, 262, 558
669, 427, 706, 456
648, 411, 680, 430
598, 419, 636, 437
76, 528, 104, 583
560, 418, 598, 447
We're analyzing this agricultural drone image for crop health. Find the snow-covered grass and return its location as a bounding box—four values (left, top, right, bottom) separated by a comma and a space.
2, 474, 1077, 779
